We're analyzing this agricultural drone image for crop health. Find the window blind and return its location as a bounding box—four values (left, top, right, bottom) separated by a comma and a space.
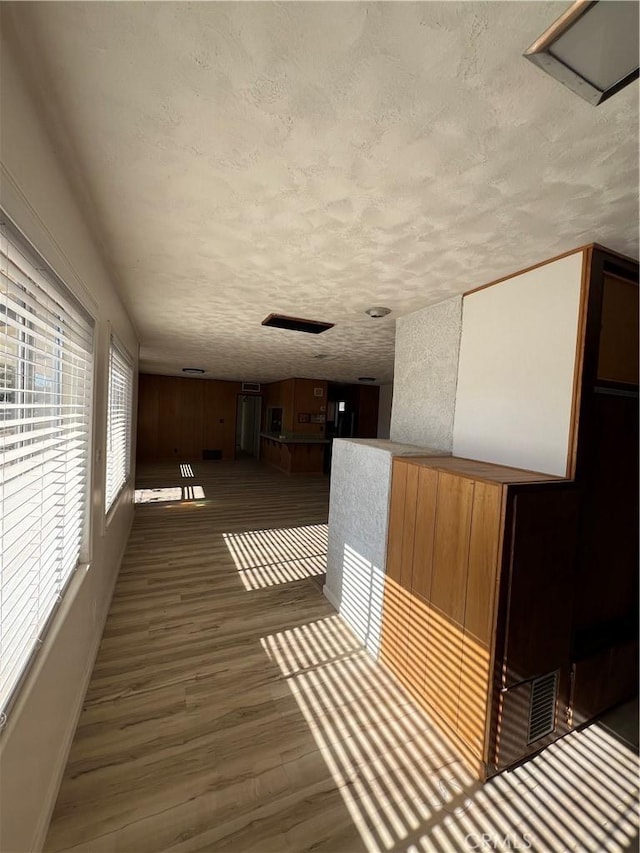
105, 338, 132, 512
0, 220, 94, 718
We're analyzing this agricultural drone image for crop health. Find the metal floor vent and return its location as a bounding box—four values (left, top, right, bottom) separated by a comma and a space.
527, 671, 558, 744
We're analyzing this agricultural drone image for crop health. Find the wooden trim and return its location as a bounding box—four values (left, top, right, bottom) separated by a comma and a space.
486, 480, 515, 776
603, 271, 640, 288
565, 246, 593, 480
463, 245, 590, 298
573, 247, 607, 482
481, 484, 508, 765
592, 244, 640, 268
524, 0, 593, 56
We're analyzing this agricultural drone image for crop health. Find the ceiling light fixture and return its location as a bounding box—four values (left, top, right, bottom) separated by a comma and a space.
524, 0, 639, 105
365, 306, 391, 318
358, 377, 376, 383
182, 367, 205, 374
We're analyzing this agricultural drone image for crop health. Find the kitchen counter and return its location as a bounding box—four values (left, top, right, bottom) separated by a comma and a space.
259, 433, 328, 475
259, 432, 330, 445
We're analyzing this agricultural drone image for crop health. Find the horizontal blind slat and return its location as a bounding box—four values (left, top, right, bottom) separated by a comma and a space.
1, 221, 93, 716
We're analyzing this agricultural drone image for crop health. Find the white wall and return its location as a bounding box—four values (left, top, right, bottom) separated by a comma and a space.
452, 252, 584, 476
325, 439, 444, 658
376, 384, 393, 439
390, 296, 462, 451
0, 32, 138, 853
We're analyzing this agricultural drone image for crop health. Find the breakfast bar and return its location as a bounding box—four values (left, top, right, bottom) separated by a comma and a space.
259, 432, 330, 476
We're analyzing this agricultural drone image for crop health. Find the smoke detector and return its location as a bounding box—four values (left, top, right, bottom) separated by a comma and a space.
365, 306, 391, 318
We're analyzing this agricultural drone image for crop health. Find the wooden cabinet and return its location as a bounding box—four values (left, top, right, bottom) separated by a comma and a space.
379, 246, 639, 781
380, 457, 577, 778
570, 248, 639, 722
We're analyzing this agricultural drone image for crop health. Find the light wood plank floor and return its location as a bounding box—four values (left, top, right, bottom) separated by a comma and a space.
45, 461, 639, 853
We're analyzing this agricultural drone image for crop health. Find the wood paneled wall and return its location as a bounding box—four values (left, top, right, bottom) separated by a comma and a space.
263, 378, 327, 435
137, 374, 241, 462
293, 379, 327, 435
263, 379, 295, 432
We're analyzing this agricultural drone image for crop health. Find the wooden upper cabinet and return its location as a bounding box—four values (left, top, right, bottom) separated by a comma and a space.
597, 274, 639, 385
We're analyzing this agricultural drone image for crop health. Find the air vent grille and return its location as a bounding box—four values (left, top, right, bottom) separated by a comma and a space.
242, 382, 261, 392
527, 671, 558, 744
262, 314, 334, 334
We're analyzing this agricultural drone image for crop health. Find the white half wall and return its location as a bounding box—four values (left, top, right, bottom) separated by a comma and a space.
0, 30, 138, 853
452, 252, 584, 477
390, 296, 463, 451
325, 438, 445, 658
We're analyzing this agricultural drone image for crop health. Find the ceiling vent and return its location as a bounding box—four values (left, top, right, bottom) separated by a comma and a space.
242, 382, 261, 392
262, 314, 334, 334
524, 0, 639, 105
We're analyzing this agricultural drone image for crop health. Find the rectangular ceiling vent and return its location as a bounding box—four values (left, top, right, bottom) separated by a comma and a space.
262, 313, 334, 334
242, 382, 261, 392
527, 671, 558, 744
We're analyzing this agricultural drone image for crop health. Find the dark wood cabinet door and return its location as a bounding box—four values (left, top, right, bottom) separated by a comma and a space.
501, 486, 579, 687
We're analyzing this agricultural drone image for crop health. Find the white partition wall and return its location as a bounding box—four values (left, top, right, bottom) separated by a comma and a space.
325, 439, 445, 658
390, 296, 463, 451
452, 252, 585, 477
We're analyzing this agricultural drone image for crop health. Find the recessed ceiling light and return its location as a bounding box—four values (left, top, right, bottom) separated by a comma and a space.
182, 367, 205, 374
365, 307, 391, 318
524, 0, 639, 105
358, 377, 376, 382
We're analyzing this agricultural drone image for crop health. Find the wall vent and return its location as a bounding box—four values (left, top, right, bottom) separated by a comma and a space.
527, 671, 558, 743
202, 449, 222, 460
242, 382, 261, 392
262, 314, 334, 334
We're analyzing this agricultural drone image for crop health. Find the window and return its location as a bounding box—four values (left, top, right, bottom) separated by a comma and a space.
0, 219, 94, 716
105, 337, 132, 512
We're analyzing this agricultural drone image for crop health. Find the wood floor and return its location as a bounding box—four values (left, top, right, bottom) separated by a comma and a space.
45, 461, 639, 853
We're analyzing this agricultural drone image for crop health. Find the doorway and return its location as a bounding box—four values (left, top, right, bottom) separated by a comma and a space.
235, 394, 262, 459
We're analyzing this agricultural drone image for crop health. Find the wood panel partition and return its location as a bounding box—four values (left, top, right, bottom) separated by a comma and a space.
380, 457, 576, 778
379, 245, 639, 781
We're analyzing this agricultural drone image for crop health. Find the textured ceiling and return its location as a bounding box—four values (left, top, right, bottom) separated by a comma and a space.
5, 2, 639, 384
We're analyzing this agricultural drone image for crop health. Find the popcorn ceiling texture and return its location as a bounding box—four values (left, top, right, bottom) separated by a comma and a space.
390, 296, 463, 451
4, 2, 638, 383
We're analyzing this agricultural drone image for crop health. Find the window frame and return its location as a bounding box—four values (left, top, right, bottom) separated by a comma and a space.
104, 331, 134, 518
0, 213, 96, 721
